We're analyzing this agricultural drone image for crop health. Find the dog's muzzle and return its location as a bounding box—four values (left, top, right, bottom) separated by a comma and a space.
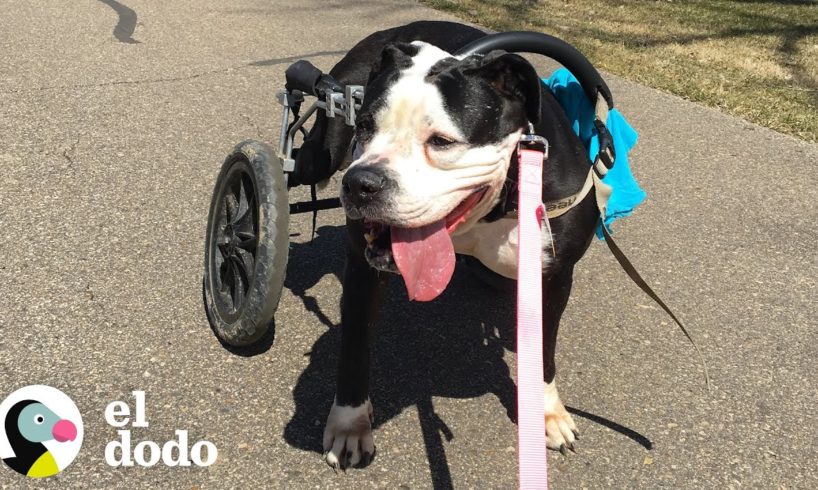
340, 159, 396, 220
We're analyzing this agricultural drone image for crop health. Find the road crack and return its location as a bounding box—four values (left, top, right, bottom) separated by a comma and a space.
62, 136, 81, 168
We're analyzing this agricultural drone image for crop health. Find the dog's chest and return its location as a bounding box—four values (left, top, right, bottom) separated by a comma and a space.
451, 217, 552, 279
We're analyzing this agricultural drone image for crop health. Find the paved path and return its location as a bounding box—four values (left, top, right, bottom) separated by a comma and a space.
1, 0, 816, 488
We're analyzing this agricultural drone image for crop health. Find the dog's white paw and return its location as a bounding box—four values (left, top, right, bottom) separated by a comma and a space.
323, 398, 375, 469
544, 381, 578, 453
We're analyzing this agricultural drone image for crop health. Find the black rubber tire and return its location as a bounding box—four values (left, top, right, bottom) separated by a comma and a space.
203, 140, 290, 346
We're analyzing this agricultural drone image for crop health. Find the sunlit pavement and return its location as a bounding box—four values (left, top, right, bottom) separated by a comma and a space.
1, 1, 816, 487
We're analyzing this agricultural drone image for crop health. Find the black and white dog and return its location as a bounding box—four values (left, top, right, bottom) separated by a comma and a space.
296, 21, 600, 469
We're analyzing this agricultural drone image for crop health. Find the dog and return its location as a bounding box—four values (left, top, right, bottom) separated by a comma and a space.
295, 21, 600, 469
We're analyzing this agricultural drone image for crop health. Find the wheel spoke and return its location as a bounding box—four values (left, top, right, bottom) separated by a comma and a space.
224, 194, 239, 225
231, 176, 253, 225
228, 255, 247, 308
225, 175, 243, 222
232, 176, 249, 225
233, 204, 254, 230
230, 251, 252, 283
234, 247, 255, 278
235, 231, 257, 252
217, 241, 231, 261
232, 175, 257, 244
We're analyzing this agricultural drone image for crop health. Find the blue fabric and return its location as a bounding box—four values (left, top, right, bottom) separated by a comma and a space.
542, 68, 646, 238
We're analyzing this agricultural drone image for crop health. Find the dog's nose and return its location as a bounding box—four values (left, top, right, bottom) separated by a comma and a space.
342, 167, 386, 203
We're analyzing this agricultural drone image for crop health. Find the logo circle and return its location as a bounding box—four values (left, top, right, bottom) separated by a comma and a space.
0, 385, 83, 478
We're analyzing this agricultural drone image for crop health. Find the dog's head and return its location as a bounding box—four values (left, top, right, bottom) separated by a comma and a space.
342, 41, 541, 227
340, 41, 541, 299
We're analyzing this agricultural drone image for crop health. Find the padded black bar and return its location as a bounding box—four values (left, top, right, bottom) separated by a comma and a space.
455, 31, 614, 108
285, 60, 343, 97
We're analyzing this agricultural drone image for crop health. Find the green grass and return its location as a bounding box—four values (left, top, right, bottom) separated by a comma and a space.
420, 0, 818, 142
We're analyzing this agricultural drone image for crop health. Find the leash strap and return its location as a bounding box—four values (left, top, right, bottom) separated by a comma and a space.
516, 147, 549, 490
513, 120, 707, 488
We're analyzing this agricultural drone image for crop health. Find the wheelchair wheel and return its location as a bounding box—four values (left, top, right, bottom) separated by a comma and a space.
203, 140, 290, 346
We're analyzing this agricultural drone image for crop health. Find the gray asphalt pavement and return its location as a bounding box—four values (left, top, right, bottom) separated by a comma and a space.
1, 0, 816, 488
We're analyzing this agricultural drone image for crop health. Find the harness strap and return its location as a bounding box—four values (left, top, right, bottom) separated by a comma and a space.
592, 173, 711, 390
600, 225, 710, 388
501, 167, 594, 222
591, 170, 612, 219
545, 169, 594, 219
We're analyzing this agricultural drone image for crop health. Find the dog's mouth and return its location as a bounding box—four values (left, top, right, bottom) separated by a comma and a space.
363, 187, 487, 301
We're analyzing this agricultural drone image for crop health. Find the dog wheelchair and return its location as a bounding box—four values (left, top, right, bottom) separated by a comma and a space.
202, 31, 616, 346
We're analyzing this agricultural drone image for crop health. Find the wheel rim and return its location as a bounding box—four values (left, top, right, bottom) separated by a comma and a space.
211, 159, 259, 322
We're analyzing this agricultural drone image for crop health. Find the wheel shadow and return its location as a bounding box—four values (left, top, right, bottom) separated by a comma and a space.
281, 224, 651, 486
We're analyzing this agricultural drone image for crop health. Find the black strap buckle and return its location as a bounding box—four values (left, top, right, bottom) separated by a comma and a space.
593, 118, 615, 176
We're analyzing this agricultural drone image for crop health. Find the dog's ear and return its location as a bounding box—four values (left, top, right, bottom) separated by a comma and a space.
465, 51, 542, 124
368, 42, 420, 82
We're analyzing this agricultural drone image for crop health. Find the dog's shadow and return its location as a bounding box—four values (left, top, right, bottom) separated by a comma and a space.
280, 224, 650, 486
282, 225, 516, 484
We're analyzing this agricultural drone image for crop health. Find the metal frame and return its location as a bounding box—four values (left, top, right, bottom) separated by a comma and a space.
274, 86, 363, 215
276, 86, 363, 173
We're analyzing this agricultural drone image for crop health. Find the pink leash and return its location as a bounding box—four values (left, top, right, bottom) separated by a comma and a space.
516, 141, 549, 489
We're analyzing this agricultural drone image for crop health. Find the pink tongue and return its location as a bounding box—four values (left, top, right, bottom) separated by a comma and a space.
391, 220, 455, 301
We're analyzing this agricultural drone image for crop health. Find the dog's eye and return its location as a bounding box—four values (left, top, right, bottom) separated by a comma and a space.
427, 134, 457, 149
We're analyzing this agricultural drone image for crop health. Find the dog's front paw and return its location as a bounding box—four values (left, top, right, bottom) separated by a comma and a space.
544, 381, 578, 454
323, 398, 375, 470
